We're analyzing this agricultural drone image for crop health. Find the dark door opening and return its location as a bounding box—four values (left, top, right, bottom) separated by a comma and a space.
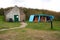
46, 16, 50, 22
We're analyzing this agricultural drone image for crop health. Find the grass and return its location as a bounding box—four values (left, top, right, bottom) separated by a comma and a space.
26, 21, 60, 31
0, 16, 20, 29
0, 15, 60, 31
0, 15, 60, 40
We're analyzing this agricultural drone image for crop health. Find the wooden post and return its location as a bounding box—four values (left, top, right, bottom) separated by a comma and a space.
50, 19, 53, 29
51, 21, 53, 29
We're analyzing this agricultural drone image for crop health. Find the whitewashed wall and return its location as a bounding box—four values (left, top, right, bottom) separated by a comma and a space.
6, 6, 20, 21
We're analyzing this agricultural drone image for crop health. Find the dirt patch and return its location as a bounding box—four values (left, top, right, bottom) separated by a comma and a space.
0, 29, 60, 40
0, 30, 18, 40
25, 29, 60, 40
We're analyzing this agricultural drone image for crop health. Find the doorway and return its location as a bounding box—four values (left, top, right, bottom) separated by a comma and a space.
40, 16, 47, 22
34, 15, 39, 22
14, 15, 19, 22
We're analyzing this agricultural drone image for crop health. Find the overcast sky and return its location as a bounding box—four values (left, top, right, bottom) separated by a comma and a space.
0, 0, 60, 12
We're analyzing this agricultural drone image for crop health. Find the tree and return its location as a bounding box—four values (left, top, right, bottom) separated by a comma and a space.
0, 8, 4, 15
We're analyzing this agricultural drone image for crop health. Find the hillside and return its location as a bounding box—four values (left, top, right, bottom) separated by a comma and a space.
0, 7, 60, 21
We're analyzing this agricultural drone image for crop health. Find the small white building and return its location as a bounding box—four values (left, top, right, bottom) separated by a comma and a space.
4, 5, 25, 22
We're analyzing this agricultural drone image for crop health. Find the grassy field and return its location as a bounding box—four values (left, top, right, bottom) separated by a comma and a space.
0, 15, 60, 30
26, 21, 60, 31
0, 16, 60, 40
0, 16, 20, 29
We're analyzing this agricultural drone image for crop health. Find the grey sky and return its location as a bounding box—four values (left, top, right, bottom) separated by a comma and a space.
0, 0, 60, 12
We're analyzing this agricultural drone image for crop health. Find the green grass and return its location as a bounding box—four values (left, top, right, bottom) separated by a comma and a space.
0, 15, 60, 31
26, 21, 60, 31
0, 16, 60, 40
0, 16, 20, 29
